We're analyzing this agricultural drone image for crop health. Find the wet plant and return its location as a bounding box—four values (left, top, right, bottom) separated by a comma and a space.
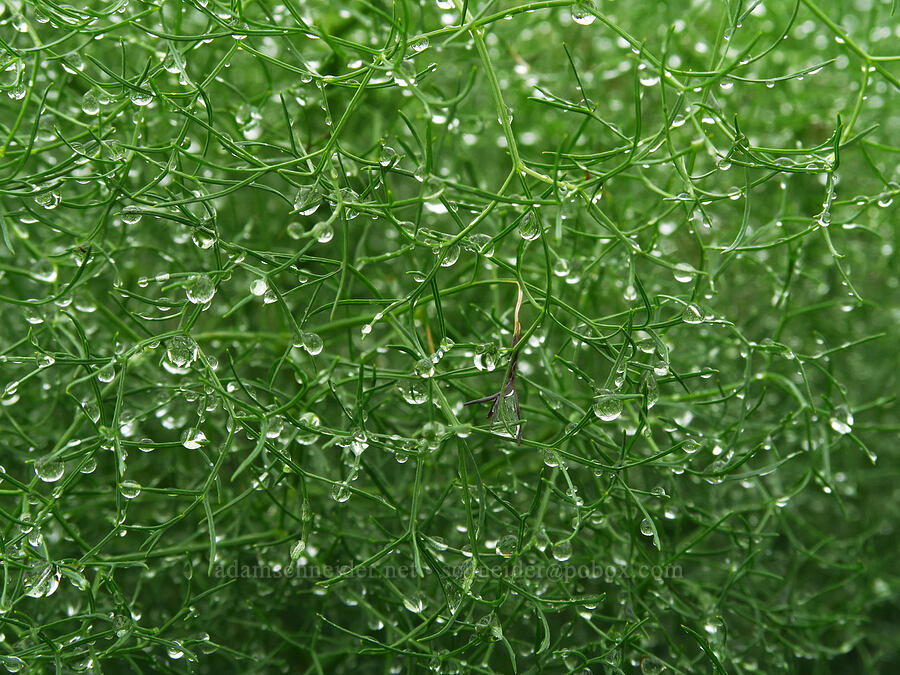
0, 0, 898, 673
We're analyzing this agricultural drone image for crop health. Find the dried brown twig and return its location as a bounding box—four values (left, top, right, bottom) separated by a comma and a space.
464, 284, 525, 444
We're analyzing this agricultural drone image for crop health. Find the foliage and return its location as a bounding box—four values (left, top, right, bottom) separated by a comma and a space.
0, 0, 898, 672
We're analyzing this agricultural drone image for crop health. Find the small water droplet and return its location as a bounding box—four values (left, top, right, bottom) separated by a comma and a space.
682, 438, 702, 454
290, 540, 306, 562
829, 405, 853, 435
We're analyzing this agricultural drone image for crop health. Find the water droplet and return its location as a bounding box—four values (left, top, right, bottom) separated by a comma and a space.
683, 303, 703, 324
96, 364, 115, 383
286, 221, 305, 239
351, 430, 369, 456
130, 89, 153, 106
553, 258, 569, 277
118, 206, 142, 227
166, 335, 198, 368
32, 259, 57, 283
300, 332, 323, 355
294, 186, 321, 215
0, 656, 25, 672
495, 535, 517, 557
571, 4, 596, 25
331, 482, 351, 502
518, 212, 541, 240
642, 372, 659, 409
641, 656, 666, 675
403, 592, 426, 613
379, 145, 398, 167
181, 428, 206, 449
415, 357, 435, 378
469, 233, 494, 257
592, 389, 623, 421
35, 457, 64, 482
81, 90, 99, 115
191, 230, 216, 248
35, 190, 61, 210
640, 518, 654, 536
653, 357, 669, 377
312, 221, 333, 243
551, 539, 572, 561
399, 380, 428, 404
441, 243, 460, 266
24, 561, 61, 598
296, 412, 321, 445
120, 480, 142, 499
682, 438, 702, 454
186, 275, 215, 304
829, 405, 853, 435
673, 263, 694, 283
250, 278, 268, 296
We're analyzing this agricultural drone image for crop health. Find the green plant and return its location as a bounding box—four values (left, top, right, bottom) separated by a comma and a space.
0, 0, 898, 672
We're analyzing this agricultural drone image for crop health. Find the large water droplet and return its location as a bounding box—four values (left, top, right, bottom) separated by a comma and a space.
572, 4, 596, 25
415, 357, 435, 378
331, 482, 351, 502
24, 561, 61, 598
186, 274, 215, 304
300, 332, 323, 355
250, 278, 268, 296
495, 535, 517, 557
683, 304, 703, 324
120, 479, 142, 499
81, 90, 99, 115
399, 380, 428, 404
592, 389, 623, 421
35, 457, 64, 482
166, 335, 198, 368
294, 186, 321, 215
551, 540, 572, 561
519, 212, 541, 240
